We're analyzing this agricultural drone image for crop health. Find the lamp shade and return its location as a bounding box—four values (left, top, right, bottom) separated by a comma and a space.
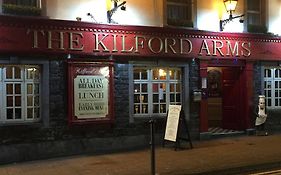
223, 0, 238, 12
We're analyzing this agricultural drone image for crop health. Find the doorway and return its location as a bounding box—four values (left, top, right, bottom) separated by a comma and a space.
207, 66, 245, 131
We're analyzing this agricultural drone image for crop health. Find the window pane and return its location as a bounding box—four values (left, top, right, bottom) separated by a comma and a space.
27, 108, 33, 119
15, 108, 21, 119
27, 68, 34, 79
34, 108, 40, 118
15, 96, 21, 106
141, 84, 147, 92
6, 84, 13, 94
134, 105, 140, 114
27, 96, 33, 106
15, 84, 21, 94
34, 84, 39, 94
34, 96, 39, 106
14, 66, 21, 79
7, 96, 13, 107
247, 0, 260, 11
7, 109, 13, 119
134, 84, 140, 93
6, 66, 12, 79
134, 94, 140, 103
27, 84, 33, 94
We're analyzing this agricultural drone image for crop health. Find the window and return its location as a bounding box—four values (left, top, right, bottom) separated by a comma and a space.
246, 0, 267, 33
2, 0, 41, 16
166, 0, 193, 27
0, 65, 41, 122
264, 67, 281, 107
3, 0, 40, 7
133, 67, 182, 116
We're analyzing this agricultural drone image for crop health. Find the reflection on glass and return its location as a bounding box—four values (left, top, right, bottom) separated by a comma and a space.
27, 68, 34, 79
159, 69, 166, 80
34, 68, 40, 79
134, 84, 140, 93
170, 70, 174, 79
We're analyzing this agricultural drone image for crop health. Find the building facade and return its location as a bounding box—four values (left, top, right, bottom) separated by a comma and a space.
0, 0, 281, 163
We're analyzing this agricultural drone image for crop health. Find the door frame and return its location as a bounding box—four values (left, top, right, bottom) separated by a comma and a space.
199, 59, 253, 133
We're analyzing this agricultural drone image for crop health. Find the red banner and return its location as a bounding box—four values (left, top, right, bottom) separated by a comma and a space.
0, 15, 281, 60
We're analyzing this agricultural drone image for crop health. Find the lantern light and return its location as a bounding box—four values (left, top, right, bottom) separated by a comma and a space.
220, 0, 244, 31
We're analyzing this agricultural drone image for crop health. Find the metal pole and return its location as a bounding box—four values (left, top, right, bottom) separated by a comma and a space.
149, 119, 155, 175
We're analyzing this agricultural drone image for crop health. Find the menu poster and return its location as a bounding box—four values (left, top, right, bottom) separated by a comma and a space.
67, 61, 115, 125
74, 75, 109, 119
164, 105, 182, 142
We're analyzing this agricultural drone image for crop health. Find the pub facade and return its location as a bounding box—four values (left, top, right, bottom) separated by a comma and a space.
0, 0, 281, 163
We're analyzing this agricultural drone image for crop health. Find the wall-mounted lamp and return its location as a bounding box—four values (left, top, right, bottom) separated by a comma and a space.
107, 0, 126, 23
220, 0, 244, 31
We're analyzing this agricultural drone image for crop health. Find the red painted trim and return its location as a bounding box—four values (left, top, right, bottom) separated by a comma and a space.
244, 62, 254, 129
199, 60, 209, 132
67, 59, 115, 126
1, 15, 281, 60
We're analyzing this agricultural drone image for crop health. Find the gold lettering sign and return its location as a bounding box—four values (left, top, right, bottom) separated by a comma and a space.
27, 29, 252, 58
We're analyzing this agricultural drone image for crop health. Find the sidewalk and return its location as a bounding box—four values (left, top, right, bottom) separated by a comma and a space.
1, 134, 281, 175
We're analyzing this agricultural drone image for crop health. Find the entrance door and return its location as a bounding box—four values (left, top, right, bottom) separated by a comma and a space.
222, 67, 243, 130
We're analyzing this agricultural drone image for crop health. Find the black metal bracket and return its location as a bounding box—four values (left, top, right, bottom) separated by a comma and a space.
220, 13, 244, 31
107, 1, 126, 23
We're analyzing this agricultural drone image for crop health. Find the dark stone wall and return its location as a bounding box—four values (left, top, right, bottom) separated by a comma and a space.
188, 61, 200, 139
253, 62, 281, 132
0, 59, 200, 164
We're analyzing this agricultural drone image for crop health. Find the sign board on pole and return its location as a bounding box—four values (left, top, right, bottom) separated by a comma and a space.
164, 105, 182, 142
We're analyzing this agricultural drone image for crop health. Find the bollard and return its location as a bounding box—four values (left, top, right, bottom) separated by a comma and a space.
149, 118, 156, 175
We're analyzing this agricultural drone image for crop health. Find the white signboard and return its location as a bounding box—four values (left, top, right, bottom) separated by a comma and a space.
74, 75, 109, 119
164, 105, 182, 142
